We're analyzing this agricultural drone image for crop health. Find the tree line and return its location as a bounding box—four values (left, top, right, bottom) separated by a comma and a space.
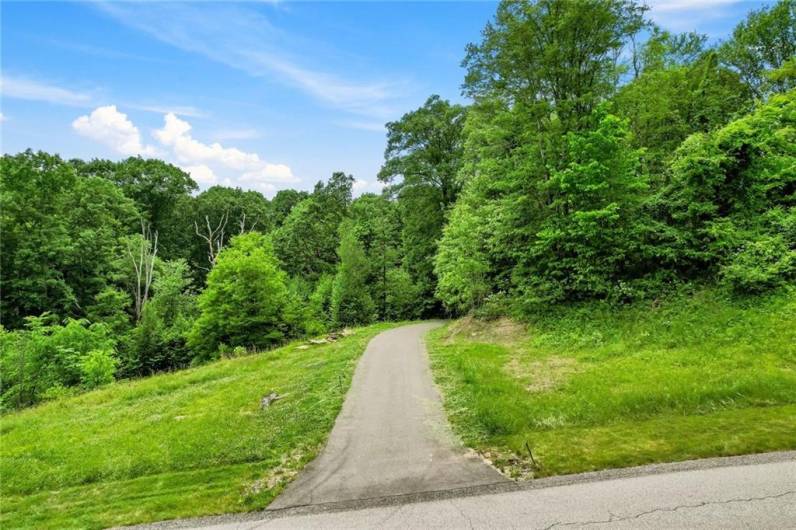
1, 0, 794, 409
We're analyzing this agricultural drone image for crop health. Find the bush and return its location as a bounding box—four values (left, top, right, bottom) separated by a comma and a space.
80, 349, 118, 389
721, 235, 796, 293
0, 316, 116, 409
188, 233, 293, 360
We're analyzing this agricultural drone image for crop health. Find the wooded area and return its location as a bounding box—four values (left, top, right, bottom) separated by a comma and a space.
2, 0, 794, 410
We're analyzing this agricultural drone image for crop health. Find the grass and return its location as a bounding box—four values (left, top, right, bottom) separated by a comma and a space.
0, 322, 397, 529
427, 288, 796, 479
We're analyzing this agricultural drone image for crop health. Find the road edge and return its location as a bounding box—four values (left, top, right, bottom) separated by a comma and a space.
125, 449, 796, 528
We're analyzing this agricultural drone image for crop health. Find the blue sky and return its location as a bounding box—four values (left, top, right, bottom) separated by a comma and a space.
1, 1, 767, 197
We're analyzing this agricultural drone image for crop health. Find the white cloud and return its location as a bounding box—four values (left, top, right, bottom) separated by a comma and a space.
0, 112, 6, 123
72, 105, 159, 156
1, 76, 92, 106
154, 113, 279, 173
182, 164, 217, 185
151, 112, 296, 187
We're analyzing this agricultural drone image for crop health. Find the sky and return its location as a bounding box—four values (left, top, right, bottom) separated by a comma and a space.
1, 0, 768, 197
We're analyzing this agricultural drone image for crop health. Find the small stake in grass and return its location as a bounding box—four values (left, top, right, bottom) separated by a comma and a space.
525, 440, 539, 468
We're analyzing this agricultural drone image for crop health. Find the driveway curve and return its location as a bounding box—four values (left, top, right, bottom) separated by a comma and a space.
269, 322, 507, 509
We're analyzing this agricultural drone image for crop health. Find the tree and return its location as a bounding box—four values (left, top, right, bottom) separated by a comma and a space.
378, 96, 467, 311
350, 194, 402, 318
614, 51, 752, 176
331, 220, 375, 326
273, 172, 353, 281
380, 95, 467, 209
190, 186, 272, 276
1, 151, 138, 329
658, 88, 796, 281
126, 221, 158, 322
719, 0, 796, 98
271, 189, 309, 228
72, 157, 197, 260
123, 259, 196, 375
187, 233, 293, 359
463, 0, 646, 132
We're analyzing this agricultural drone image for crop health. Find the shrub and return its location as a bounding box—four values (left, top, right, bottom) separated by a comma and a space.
188, 233, 293, 360
80, 349, 118, 389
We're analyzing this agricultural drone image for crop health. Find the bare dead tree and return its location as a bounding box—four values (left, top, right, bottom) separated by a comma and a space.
195, 211, 229, 269
126, 220, 158, 322
238, 212, 260, 234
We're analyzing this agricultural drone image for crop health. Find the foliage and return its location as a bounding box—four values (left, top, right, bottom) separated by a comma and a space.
273, 172, 353, 281
190, 186, 272, 277
80, 349, 118, 390
122, 259, 196, 376
72, 157, 197, 261
331, 220, 376, 326
615, 51, 752, 174
1, 151, 138, 329
658, 88, 796, 279
718, 0, 796, 98
0, 316, 117, 409
379, 95, 467, 312
188, 233, 293, 359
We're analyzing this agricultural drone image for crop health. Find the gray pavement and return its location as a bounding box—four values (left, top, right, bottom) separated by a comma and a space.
269, 322, 507, 509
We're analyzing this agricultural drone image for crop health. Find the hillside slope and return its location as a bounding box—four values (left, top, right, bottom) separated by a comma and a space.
428, 289, 796, 479
1, 323, 396, 529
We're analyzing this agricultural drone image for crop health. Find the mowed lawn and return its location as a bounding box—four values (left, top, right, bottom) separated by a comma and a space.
427, 289, 796, 479
1, 323, 396, 530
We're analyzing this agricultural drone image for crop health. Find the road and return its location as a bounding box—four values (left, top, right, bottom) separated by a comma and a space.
269, 321, 507, 508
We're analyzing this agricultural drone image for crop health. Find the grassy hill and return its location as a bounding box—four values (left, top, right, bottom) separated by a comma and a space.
0, 323, 396, 529
428, 289, 796, 479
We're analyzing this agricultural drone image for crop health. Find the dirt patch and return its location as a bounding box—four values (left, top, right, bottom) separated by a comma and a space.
505, 355, 580, 393
445, 316, 528, 345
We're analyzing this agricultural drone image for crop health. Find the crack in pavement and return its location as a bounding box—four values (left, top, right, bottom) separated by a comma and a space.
542, 490, 796, 529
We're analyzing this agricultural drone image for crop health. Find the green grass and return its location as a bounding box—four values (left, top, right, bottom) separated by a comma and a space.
0, 323, 397, 529
427, 289, 796, 479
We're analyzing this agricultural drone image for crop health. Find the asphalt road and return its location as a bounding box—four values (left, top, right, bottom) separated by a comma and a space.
269, 322, 507, 509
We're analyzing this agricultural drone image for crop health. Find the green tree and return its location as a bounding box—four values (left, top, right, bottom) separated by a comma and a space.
273, 172, 353, 281
350, 194, 402, 318
378, 95, 467, 311
72, 157, 197, 260
123, 260, 196, 376
658, 88, 796, 282
1, 151, 138, 329
0, 316, 116, 409
271, 189, 309, 228
614, 51, 752, 175
190, 186, 272, 278
331, 220, 375, 326
188, 233, 292, 359
719, 0, 796, 98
